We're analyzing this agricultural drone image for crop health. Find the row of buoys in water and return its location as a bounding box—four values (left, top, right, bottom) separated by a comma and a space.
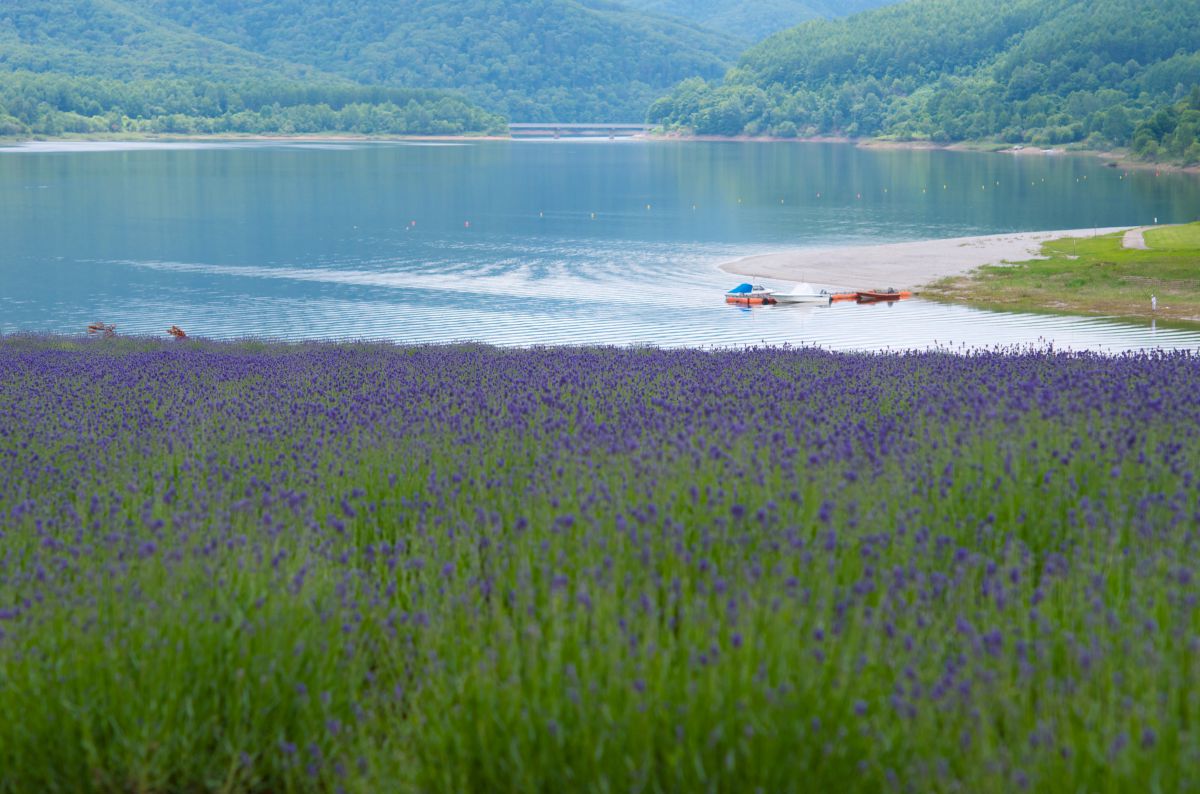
402, 171, 1153, 228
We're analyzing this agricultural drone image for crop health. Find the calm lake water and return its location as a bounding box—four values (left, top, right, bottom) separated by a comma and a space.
2, 139, 1199, 352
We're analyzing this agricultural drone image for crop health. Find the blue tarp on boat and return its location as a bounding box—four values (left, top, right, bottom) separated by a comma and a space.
727, 283, 753, 294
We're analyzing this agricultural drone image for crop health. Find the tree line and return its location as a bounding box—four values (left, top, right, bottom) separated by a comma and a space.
0, 73, 507, 137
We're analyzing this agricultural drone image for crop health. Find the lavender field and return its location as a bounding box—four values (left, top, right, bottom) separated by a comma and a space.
1, 335, 1197, 793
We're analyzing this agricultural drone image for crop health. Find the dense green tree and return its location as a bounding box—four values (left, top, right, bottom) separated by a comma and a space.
1132, 97, 1200, 164
0, 0, 513, 134
6, 0, 1198, 140
0, 0, 306, 83
0, 72, 507, 137
620, 0, 899, 41
112, 0, 740, 121
0, 0, 742, 124
648, 0, 1200, 160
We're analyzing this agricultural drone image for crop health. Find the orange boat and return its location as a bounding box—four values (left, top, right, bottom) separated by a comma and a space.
829, 292, 859, 302
726, 295, 777, 305
856, 288, 912, 302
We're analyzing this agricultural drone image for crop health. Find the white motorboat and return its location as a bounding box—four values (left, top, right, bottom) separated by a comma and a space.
773, 282, 832, 305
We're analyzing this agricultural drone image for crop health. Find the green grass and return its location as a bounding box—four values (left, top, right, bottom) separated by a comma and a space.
1144, 224, 1200, 250
923, 222, 1200, 326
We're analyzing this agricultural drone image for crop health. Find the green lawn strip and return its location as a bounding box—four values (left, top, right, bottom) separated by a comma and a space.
1143, 224, 1200, 250
922, 222, 1200, 326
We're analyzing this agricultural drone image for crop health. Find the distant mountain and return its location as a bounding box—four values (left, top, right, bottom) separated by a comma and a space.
0, 0, 742, 126
648, 0, 1200, 152
620, 0, 899, 41
0, 0, 305, 82
118, 0, 742, 121
0, 1, 504, 137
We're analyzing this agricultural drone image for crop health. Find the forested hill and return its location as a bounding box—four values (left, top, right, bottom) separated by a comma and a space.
116, 0, 741, 121
0, 0, 309, 82
621, 0, 898, 41
647, 0, 1200, 158
0, 0, 508, 136
0, 0, 740, 129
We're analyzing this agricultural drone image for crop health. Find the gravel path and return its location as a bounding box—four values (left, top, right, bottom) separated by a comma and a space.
1123, 227, 1149, 250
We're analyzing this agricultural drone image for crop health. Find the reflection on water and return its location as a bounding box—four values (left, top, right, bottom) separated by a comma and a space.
1, 140, 1198, 352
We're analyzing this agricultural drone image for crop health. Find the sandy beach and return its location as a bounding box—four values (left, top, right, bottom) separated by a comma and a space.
720, 227, 1131, 290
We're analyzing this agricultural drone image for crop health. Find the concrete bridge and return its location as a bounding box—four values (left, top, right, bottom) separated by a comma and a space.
508, 123, 651, 139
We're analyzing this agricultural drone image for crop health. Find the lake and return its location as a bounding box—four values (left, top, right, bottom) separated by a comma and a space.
2, 139, 1199, 351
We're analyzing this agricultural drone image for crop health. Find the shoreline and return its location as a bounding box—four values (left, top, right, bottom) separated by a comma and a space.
2, 132, 1197, 172
919, 223, 1200, 328
651, 132, 1200, 174
0, 132, 510, 147
719, 228, 1132, 290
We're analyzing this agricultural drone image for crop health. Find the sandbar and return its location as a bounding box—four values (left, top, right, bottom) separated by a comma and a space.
720, 228, 1131, 290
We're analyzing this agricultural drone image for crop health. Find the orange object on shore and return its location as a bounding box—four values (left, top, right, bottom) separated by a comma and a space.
167, 325, 187, 339
87, 321, 116, 337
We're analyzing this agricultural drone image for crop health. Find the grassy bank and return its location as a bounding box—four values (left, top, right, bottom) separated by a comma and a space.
923, 222, 1200, 326
1, 338, 1199, 792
